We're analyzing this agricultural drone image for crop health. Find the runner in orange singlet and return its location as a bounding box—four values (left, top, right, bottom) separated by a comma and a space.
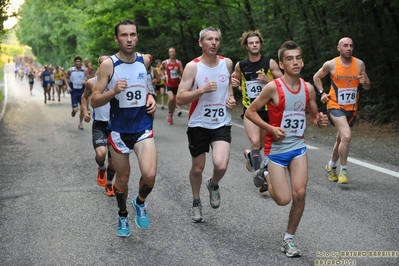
313, 37, 371, 184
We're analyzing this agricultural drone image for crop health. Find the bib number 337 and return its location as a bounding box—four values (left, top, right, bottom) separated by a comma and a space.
281, 111, 306, 137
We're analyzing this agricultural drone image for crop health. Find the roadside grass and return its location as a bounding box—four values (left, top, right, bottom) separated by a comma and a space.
0, 54, 9, 102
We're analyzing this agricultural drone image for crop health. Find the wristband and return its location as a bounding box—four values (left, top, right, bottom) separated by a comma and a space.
148, 93, 156, 100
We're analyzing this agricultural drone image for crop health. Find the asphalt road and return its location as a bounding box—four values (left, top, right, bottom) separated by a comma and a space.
1, 64, 398, 266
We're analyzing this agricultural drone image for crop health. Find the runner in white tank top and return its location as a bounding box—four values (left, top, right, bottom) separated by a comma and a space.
81, 55, 116, 196
177, 27, 236, 223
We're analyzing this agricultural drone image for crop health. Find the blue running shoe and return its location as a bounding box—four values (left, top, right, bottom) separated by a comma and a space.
117, 215, 130, 237
132, 195, 150, 229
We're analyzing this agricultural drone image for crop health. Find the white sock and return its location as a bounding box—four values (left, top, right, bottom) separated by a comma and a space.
263, 170, 269, 178
329, 160, 336, 168
341, 165, 347, 170
284, 233, 294, 240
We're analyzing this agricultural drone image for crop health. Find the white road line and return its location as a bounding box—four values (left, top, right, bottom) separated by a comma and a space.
0, 66, 8, 122
348, 157, 399, 178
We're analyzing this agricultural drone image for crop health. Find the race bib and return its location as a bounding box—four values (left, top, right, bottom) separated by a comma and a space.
44, 76, 50, 81
170, 69, 179, 79
202, 102, 226, 124
119, 87, 146, 108
73, 82, 83, 89
337, 88, 357, 105
246, 80, 265, 98
281, 111, 306, 137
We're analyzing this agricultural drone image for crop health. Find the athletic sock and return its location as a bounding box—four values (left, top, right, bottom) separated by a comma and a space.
284, 233, 294, 241
209, 179, 219, 190
329, 160, 337, 168
136, 197, 145, 206
107, 167, 115, 181
118, 210, 128, 217
251, 149, 261, 170
193, 198, 201, 206
95, 156, 105, 168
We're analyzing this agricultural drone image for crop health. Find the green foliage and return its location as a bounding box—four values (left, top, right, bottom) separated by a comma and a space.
0, 0, 11, 36
14, 0, 399, 123
1, 44, 25, 56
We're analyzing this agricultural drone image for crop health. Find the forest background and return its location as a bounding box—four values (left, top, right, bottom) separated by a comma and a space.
4, 0, 399, 124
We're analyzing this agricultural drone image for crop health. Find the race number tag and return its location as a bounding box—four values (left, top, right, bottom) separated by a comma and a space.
73, 82, 83, 89
202, 102, 226, 124
338, 88, 357, 105
44, 76, 50, 81
170, 69, 179, 79
119, 87, 146, 108
246, 80, 265, 98
281, 111, 306, 137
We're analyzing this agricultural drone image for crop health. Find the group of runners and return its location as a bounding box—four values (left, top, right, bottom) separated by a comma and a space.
19, 19, 371, 259
16, 62, 69, 101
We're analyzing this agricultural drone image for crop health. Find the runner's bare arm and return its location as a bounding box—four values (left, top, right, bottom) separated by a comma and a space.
357, 59, 371, 90
81, 78, 94, 122
306, 82, 328, 127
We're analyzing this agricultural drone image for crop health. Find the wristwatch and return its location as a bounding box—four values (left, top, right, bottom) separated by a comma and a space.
318, 89, 325, 96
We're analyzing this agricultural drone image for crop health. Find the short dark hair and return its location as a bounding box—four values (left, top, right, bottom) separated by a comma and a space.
114, 19, 137, 37
278, 41, 302, 62
74, 55, 82, 62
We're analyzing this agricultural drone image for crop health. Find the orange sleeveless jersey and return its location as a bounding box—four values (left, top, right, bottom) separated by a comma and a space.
327, 57, 360, 112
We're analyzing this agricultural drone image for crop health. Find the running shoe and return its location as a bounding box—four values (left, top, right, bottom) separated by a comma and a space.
97, 168, 107, 187
105, 184, 115, 196
161, 106, 165, 110
259, 182, 268, 193
206, 178, 220, 209
78, 124, 84, 130
131, 195, 150, 229
243, 149, 254, 172
71, 110, 76, 117
253, 168, 266, 188
177, 111, 182, 116
191, 204, 204, 223
166, 116, 173, 125
338, 169, 348, 184
281, 238, 301, 257
117, 215, 130, 237
325, 164, 338, 182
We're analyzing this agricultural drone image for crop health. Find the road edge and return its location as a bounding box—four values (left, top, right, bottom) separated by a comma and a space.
0, 63, 8, 123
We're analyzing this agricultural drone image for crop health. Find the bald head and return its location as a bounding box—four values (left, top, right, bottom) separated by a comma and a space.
338, 37, 353, 47
337, 37, 354, 59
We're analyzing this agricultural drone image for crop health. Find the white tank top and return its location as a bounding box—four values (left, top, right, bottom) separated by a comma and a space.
92, 76, 110, 122
188, 56, 231, 129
